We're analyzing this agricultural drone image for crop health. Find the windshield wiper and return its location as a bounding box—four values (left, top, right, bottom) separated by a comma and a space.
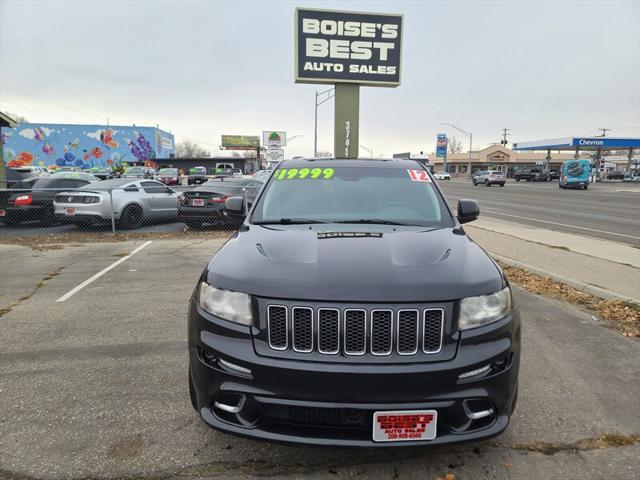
253, 218, 328, 225
334, 219, 416, 226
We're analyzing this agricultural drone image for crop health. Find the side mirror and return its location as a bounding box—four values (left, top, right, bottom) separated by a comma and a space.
224, 196, 245, 215
457, 199, 479, 224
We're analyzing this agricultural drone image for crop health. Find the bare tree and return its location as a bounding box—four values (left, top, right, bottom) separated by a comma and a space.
6, 112, 28, 123
175, 139, 209, 158
447, 136, 464, 154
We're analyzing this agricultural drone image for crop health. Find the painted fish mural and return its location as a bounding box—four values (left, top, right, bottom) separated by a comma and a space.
1, 123, 174, 169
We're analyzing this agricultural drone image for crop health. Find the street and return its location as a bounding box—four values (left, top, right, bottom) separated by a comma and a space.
1, 238, 638, 480
440, 181, 640, 246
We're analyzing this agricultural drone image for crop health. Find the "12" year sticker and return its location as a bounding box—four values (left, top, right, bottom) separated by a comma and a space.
407, 169, 431, 182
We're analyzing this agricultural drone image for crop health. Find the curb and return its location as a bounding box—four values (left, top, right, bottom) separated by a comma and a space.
489, 252, 640, 306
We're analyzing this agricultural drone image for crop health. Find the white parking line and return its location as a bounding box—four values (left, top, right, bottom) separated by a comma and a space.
56, 241, 152, 302
482, 210, 640, 240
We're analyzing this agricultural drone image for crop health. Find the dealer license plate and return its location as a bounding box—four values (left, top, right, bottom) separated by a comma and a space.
192, 199, 204, 207
372, 410, 437, 442
65, 208, 75, 216
0, 209, 5, 217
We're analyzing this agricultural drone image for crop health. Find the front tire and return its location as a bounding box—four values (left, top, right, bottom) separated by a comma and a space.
189, 368, 198, 412
485, 180, 491, 186
500, 183, 505, 187
2, 217, 20, 227
472, 179, 477, 186
119, 204, 143, 230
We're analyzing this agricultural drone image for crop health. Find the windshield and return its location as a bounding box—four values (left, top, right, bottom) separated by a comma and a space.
125, 167, 144, 174
159, 168, 178, 175
189, 167, 206, 174
251, 165, 454, 227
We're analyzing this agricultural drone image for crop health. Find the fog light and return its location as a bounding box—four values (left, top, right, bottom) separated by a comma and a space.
202, 349, 216, 365
458, 364, 491, 380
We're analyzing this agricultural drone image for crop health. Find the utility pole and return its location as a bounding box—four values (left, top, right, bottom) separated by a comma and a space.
595, 128, 611, 137
500, 128, 510, 147
314, 88, 335, 158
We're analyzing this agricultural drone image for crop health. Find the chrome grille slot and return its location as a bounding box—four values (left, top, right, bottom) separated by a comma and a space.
318, 308, 340, 354
265, 304, 444, 358
397, 310, 419, 355
423, 309, 444, 354
343, 310, 366, 355
292, 307, 313, 353
267, 305, 287, 350
370, 310, 393, 355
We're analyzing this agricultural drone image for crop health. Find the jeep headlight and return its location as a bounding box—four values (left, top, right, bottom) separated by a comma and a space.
198, 282, 253, 325
458, 287, 511, 330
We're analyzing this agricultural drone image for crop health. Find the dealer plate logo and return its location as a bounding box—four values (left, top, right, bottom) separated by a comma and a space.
372, 410, 437, 442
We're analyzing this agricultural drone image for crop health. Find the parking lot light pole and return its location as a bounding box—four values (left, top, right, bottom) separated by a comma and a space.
442, 123, 473, 177
314, 88, 335, 157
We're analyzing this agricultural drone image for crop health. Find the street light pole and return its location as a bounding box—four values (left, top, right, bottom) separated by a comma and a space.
314, 88, 335, 157
442, 123, 473, 177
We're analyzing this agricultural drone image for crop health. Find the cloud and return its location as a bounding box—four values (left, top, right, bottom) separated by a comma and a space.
19, 128, 36, 139
85, 128, 119, 140
18, 127, 56, 139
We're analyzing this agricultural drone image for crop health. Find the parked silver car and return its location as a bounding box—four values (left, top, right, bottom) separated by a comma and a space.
472, 170, 506, 187
53, 179, 179, 229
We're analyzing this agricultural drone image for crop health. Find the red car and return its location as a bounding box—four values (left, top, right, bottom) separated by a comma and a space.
157, 168, 180, 186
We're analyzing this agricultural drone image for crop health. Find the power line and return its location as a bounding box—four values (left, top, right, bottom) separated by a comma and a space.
595, 128, 611, 137
0, 84, 106, 120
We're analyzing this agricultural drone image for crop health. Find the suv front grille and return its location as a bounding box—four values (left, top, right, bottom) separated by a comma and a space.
266, 306, 444, 357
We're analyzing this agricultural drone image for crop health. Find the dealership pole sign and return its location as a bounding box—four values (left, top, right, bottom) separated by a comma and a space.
436, 134, 447, 158
262, 131, 287, 148
295, 8, 403, 159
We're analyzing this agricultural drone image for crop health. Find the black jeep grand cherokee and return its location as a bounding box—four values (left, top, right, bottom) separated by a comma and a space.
188, 158, 520, 446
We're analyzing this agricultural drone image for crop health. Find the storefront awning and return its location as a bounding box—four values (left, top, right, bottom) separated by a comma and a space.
512, 137, 640, 151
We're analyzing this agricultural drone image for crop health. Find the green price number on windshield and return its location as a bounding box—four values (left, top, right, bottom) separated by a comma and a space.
275, 168, 334, 180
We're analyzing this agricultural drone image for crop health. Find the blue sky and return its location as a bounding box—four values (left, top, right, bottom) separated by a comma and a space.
1, 0, 638, 157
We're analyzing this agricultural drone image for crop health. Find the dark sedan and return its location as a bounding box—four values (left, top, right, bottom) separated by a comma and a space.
1, 177, 94, 227
178, 177, 264, 228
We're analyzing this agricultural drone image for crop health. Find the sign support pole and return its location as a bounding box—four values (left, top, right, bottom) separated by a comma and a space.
334, 84, 359, 159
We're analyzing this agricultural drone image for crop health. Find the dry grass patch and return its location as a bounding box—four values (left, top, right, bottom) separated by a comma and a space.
501, 264, 640, 337
0, 230, 233, 251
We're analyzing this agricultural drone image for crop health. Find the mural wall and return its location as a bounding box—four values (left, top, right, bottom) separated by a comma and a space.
0, 123, 175, 169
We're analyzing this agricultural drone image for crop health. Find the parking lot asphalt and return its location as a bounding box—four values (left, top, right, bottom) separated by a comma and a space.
439, 180, 640, 246
1, 238, 639, 480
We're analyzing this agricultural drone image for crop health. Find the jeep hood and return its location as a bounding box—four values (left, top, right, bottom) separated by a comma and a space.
206, 225, 504, 302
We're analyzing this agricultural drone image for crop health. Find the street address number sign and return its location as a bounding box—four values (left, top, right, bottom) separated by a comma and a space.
295, 8, 402, 87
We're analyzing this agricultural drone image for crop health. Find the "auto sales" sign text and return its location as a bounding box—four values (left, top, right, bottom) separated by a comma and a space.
295, 8, 403, 87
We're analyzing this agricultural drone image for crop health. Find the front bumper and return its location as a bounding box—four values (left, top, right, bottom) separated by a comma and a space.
188, 300, 521, 447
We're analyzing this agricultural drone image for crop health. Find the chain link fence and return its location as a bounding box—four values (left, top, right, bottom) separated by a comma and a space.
0, 182, 249, 234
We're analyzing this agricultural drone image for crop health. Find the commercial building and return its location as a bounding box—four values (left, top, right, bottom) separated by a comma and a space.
428, 144, 588, 177
155, 157, 253, 175
1, 122, 175, 170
